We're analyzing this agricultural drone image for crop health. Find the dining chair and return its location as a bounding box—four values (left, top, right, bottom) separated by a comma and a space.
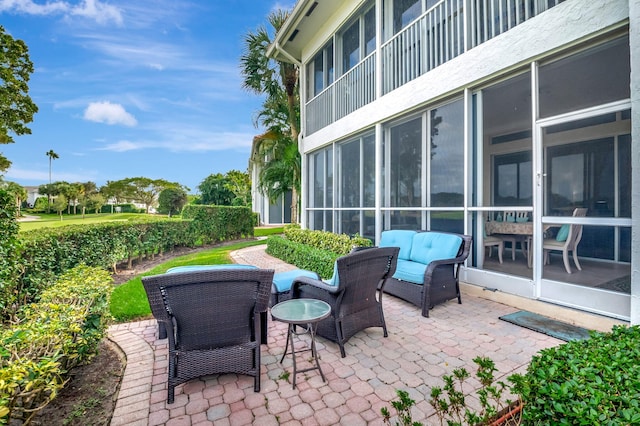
543, 208, 588, 274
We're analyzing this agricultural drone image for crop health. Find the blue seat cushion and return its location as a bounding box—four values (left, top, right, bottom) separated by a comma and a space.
393, 259, 428, 285
272, 269, 319, 293
166, 264, 257, 274
380, 230, 417, 260
556, 224, 570, 242
323, 261, 340, 287
409, 232, 462, 265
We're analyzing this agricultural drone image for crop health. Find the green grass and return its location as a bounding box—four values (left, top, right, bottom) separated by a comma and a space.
109, 239, 272, 322
19, 213, 158, 231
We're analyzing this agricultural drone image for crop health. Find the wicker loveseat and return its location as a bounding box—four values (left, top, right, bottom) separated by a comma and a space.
379, 230, 472, 317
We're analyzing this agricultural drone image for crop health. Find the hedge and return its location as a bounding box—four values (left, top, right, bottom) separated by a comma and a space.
2, 205, 255, 323
0, 265, 113, 425
266, 227, 373, 279
181, 205, 254, 244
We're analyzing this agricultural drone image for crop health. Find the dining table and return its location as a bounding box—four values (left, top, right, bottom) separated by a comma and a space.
485, 221, 550, 268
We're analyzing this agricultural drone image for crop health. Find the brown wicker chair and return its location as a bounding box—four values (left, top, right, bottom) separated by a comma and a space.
290, 247, 399, 358
142, 268, 273, 403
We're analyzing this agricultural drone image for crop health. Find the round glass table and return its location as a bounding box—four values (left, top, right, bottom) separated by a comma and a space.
270, 298, 331, 389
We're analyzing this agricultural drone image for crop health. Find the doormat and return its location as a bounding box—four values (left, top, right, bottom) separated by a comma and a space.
596, 275, 631, 294
499, 310, 591, 342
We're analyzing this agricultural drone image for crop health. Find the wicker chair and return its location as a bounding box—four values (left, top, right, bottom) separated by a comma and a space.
290, 247, 399, 358
142, 268, 273, 403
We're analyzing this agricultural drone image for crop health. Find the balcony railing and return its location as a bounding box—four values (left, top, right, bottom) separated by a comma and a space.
306, 54, 376, 135
305, 0, 565, 135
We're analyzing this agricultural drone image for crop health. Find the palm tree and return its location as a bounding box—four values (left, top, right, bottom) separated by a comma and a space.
241, 9, 301, 223
46, 150, 59, 184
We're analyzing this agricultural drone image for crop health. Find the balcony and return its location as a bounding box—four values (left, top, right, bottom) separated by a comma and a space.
305, 0, 565, 134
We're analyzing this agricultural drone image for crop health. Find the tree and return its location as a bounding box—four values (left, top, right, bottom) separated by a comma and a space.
241, 9, 301, 223
52, 194, 67, 220
224, 169, 251, 206
46, 150, 59, 184
0, 26, 38, 172
119, 177, 184, 213
0, 180, 26, 217
85, 193, 105, 214
197, 173, 235, 205
158, 187, 188, 217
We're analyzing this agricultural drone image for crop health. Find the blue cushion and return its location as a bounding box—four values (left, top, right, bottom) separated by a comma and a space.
272, 269, 319, 292
166, 264, 257, 274
409, 232, 462, 265
392, 259, 428, 285
556, 224, 570, 242
323, 261, 340, 287
380, 230, 417, 260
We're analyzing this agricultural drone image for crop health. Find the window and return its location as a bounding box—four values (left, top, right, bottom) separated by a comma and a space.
493, 152, 532, 206
339, 5, 376, 74
307, 41, 334, 98
539, 36, 630, 118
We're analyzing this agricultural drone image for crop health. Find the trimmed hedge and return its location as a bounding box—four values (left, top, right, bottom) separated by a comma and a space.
283, 225, 372, 255
266, 236, 338, 279
0, 265, 113, 424
266, 227, 373, 279
0, 190, 21, 321
182, 205, 254, 244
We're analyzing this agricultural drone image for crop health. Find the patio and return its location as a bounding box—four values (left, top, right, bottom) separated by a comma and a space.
107, 245, 609, 426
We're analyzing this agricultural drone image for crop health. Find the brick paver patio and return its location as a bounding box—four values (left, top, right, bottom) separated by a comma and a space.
108, 245, 572, 425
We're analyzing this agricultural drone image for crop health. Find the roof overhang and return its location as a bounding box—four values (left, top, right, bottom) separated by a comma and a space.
267, 0, 344, 64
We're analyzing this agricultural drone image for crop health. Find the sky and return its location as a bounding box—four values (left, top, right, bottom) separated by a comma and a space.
1, 0, 293, 194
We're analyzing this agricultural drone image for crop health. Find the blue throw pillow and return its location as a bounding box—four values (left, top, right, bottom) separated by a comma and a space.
556, 224, 570, 242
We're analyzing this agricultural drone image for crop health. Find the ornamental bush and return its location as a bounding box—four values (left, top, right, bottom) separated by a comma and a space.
0, 265, 113, 424
283, 224, 372, 255
510, 325, 640, 424
266, 228, 372, 279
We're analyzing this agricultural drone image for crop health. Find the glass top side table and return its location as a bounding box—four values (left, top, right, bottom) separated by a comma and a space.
271, 298, 331, 389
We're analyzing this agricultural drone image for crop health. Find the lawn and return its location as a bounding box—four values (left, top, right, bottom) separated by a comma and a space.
110, 226, 283, 322
18, 212, 159, 231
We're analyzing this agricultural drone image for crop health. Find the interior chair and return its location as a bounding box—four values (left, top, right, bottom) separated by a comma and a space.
543, 208, 588, 274
496, 211, 528, 261
484, 235, 504, 263
142, 268, 274, 403
290, 247, 399, 358
483, 215, 503, 263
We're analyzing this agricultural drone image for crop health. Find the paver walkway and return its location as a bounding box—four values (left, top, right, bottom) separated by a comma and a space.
108, 245, 563, 425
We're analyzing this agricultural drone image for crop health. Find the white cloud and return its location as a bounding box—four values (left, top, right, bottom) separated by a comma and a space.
98, 128, 255, 153
83, 101, 137, 126
0, 0, 122, 25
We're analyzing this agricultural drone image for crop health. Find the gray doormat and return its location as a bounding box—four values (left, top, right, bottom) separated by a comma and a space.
499, 310, 591, 342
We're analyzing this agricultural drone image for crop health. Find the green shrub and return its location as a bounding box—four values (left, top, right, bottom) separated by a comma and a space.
266, 235, 338, 279
511, 325, 640, 424
182, 205, 254, 244
0, 265, 112, 424
283, 224, 372, 255
0, 189, 21, 321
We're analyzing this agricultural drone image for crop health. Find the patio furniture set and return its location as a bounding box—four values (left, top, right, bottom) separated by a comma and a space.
142, 230, 472, 403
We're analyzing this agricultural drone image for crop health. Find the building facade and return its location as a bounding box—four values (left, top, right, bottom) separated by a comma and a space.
269, 0, 638, 323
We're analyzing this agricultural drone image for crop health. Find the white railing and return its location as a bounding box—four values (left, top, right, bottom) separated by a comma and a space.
335, 53, 376, 120
306, 0, 565, 133
306, 53, 376, 134
382, 0, 464, 94
306, 87, 334, 135
470, 0, 563, 46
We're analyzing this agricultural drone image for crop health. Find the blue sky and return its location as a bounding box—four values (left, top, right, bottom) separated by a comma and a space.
1, 0, 292, 193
